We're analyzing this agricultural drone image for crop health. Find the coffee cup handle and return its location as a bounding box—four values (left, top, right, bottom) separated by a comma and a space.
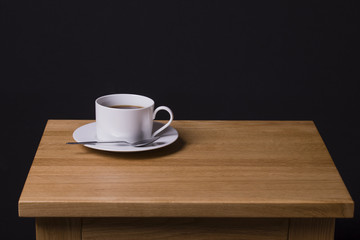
152, 106, 174, 137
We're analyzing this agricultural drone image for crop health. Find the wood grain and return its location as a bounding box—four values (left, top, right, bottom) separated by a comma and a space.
288, 218, 335, 240
19, 120, 354, 218
82, 218, 289, 240
36, 218, 81, 240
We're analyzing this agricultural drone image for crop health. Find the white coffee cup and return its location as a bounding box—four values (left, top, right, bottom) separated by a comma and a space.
95, 94, 173, 142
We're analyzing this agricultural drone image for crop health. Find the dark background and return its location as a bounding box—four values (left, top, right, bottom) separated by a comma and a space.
1, 1, 359, 239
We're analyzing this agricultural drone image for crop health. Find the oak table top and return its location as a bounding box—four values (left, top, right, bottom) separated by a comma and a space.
18, 120, 353, 218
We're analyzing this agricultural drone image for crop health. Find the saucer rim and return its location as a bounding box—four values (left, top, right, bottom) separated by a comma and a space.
72, 121, 178, 152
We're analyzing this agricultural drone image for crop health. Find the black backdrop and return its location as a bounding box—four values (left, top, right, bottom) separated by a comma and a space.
1, 1, 359, 239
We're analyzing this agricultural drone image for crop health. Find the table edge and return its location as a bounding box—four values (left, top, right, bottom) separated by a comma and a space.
19, 200, 354, 218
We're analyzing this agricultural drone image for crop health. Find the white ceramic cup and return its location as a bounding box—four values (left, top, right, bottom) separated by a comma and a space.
95, 94, 174, 142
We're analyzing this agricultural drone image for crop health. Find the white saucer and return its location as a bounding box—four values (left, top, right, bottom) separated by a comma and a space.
72, 121, 179, 152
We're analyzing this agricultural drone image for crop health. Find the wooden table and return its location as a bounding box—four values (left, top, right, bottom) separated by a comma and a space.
19, 120, 354, 240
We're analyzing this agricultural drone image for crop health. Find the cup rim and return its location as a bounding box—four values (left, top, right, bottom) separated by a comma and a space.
95, 94, 154, 110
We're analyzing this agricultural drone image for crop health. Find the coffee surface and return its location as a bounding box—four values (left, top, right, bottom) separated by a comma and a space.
109, 105, 143, 109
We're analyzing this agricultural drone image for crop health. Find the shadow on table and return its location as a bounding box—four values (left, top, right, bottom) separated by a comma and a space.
86, 136, 186, 160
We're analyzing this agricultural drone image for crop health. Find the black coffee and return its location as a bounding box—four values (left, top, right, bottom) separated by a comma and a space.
109, 105, 143, 109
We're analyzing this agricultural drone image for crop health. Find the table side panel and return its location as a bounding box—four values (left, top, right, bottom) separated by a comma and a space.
82, 218, 289, 240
